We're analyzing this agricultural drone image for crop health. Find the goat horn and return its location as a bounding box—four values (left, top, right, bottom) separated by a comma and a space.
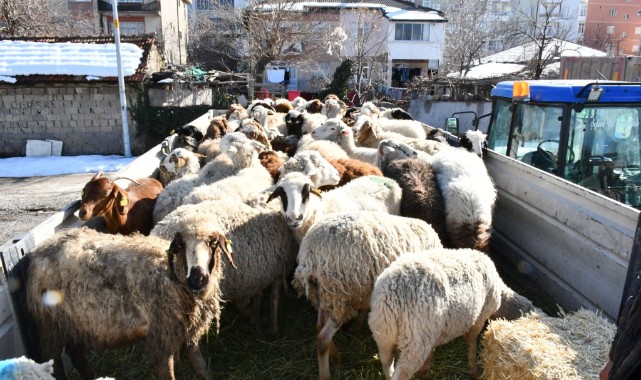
111, 177, 142, 186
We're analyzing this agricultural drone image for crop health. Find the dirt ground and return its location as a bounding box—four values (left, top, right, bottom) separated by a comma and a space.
0, 173, 91, 245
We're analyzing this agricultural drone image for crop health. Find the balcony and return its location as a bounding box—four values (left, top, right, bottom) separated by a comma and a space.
97, 0, 160, 13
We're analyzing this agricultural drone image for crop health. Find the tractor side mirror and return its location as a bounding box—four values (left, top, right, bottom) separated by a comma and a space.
446, 117, 460, 135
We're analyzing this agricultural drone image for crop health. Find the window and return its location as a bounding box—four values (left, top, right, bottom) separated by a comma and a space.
119, 22, 145, 35
636, 26, 641, 35
607, 25, 615, 34
625, 14, 630, 20
580, 4, 587, 17
196, 0, 231, 9
394, 23, 429, 41
116, 0, 142, 3
610, 9, 617, 17
350, 22, 373, 39
578, 22, 585, 34
422, 0, 430, 7
622, 31, 628, 39
634, 45, 640, 52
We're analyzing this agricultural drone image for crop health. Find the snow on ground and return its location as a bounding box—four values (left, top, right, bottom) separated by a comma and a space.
0, 155, 136, 177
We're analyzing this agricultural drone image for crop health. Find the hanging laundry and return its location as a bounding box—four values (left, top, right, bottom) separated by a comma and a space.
266, 69, 285, 83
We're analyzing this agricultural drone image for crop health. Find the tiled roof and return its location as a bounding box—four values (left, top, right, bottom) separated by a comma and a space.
1, 34, 155, 84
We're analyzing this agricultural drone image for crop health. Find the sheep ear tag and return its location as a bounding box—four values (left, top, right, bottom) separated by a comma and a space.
120, 196, 129, 207
225, 239, 233, 254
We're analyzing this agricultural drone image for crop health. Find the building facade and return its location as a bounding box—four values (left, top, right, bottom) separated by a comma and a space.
584, 0, 641, 56
67, 0, 189, 65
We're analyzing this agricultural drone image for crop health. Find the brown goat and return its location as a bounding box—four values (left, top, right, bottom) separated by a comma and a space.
18, 227, 234, 380
79, 172, 163, 235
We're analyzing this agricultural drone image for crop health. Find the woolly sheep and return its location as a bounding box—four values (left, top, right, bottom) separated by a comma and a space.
430, 148, 497, 251
381, 157, 449, 246
0, 356, 54, 380
196, 138, 223, 164
380, 108, 414, 120
185, 164, 272, 206
359, 101, 381, 118
353, 114, 426, 140
259, 150, 286, 183
290, 96, 307, 109
197, 132, 265, 186
278, 150, 341, 188
17, 227, 233, 380
321, 98, 346, 119
312, 119, 378, 164
293, 211, 443, 380
368, 248, 519, 380
151, 200, 297, 336
320, 156, 383, 191
458, 129, 487, 157
376, 139, 433, 168
267, 172, 401, 243
159, 148, 202, 185
356, 118, 448, 158
273, 98, 294, 113
206, 116, 229, 140
296, 134, 349, 160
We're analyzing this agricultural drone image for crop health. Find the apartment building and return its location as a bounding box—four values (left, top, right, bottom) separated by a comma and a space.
584, 0, 641, 55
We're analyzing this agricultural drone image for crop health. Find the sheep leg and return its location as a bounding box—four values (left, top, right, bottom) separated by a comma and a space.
464, 319, 486, 379
316, 308, 340, 363
151, 350, 176, 380
66, 343, 95, 380
269, 279, 281, 338
185, 344, 211, 380
249, 292, 263, 331
348, 309, 368, 333
317, 316, 341, 380
417, 350, 435, 378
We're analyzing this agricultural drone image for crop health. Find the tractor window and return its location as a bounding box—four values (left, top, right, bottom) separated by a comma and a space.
487, 98, 512, 155
566, 106, 641, 207
511, 104, 563, 173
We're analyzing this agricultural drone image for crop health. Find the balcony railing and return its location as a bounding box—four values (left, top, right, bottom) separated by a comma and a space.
97, 0, 160, 13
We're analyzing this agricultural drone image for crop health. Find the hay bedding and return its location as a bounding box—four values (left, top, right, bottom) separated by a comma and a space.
480, 309, 616, 379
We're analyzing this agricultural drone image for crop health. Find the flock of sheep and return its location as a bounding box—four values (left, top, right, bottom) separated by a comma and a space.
11, 95, 535, 380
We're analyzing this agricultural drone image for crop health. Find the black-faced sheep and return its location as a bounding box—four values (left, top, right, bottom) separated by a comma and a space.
368, 248, 526, 380
151, 200, 297, 337
79, 172, 163, 235
292, 211, 443, 380
16, 227, 234, 380
458, 129, 487, 158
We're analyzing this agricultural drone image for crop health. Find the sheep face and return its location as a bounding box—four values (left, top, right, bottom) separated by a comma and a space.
285, 111, 305, 137
160, 148, 191, 175
267, 175, 321, 228
79, 173, 127, 220
174, 124, 204, 151
169, 230, 234, 295
311, 120, 346, 141
460, 130, 487, 157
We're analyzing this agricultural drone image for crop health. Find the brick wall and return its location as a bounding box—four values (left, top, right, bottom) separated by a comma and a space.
0, 84, 146, 158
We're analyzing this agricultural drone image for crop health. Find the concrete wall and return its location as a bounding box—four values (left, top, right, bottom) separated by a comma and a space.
0, 84, 145, 158
148, 87, 212, 107
409, 97, 492, 132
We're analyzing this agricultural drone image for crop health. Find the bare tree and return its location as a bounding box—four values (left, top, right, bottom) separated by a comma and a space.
583, 23, 621, 56
513, 0, 578, 79
442, 0, 520, 77
0, 0, 94, 37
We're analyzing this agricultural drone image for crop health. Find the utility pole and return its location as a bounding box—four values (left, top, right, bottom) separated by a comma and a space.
112, 0, 132, 158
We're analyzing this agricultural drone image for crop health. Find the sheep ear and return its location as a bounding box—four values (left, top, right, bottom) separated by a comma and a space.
303, 162, 318, 177
310, 187, 322, 198
167, 234, 182, 280
227, 146, 238, 155
267, 186, 285, 203
214, 234, 237, 270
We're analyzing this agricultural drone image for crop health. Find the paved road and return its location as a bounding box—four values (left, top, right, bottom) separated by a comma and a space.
0, 173, 91, 245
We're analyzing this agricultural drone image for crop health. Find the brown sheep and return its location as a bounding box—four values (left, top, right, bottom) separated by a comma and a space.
206, 116, 229, 140
79, 172, 163, 235
319, 157, 384, 191
381, 157, 450, 247
16, 227, 234, 380
225, 103, 248, 120
305, 99, 324, 113
273, 98, 294, 113
259, 151, 285, 183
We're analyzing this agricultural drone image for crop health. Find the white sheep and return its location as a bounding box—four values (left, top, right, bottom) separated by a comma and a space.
359, 101, 381, 118
159, 148, 202, 184
296, 134, 349, 160
368, 248, 517, 380
292, 211, 443, 380
353, 114, 426, 140
152, 174, 198, 224
290, 96, 307, 109
267, 172, 402, 243
0, 356, 54, 380
458, 129, 487, 157
321, 98, 346, 119
18, 227, 233, 380
151, 199, 297, 336
279, 150, 341, 188
376, 139, 432, 168
312, 119, 378, 164
430, 148, 497, 251
355, 117, 448, 157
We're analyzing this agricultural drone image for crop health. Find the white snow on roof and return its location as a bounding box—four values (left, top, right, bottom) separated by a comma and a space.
0, 40, 144, 79
260, 2, 445, 22
480, 38, 606, 64
447, 62, 526, 80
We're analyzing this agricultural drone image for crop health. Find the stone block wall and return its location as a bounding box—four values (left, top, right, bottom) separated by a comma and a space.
0, 84, 146, 157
